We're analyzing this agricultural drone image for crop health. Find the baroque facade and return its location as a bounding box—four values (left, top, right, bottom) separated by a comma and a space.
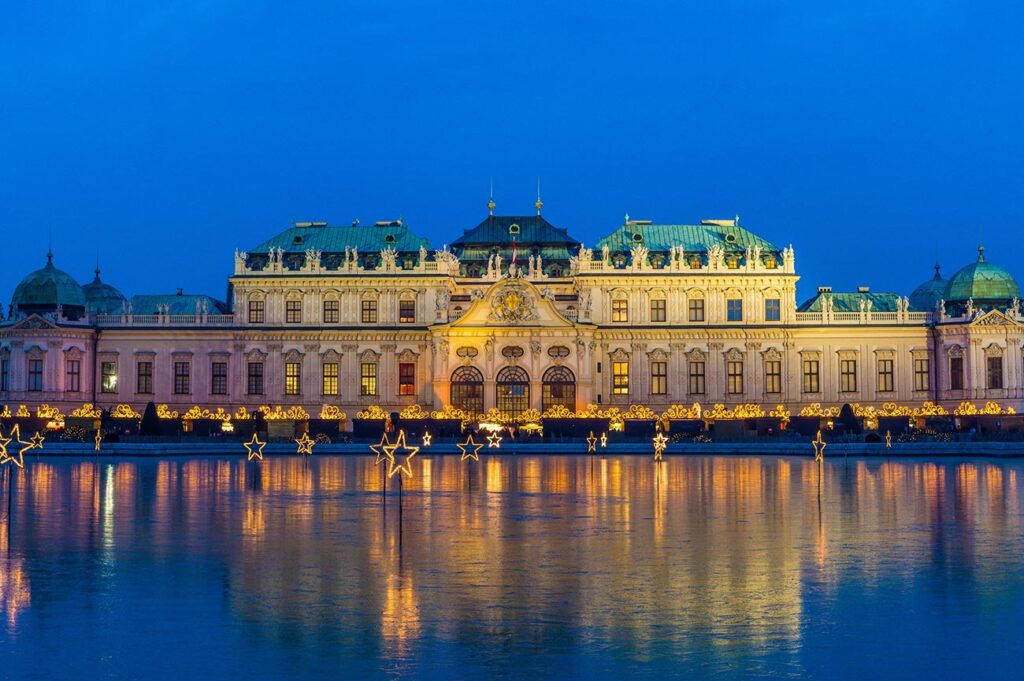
2, 203, 1022, 420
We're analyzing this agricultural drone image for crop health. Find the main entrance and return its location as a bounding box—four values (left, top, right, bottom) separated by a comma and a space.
541, 365, 576, 412
496, 366, 530, 420
450, 366, 484, 414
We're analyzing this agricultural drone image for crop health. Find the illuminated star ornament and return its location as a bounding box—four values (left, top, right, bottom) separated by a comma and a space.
384, 429, 418, 479
812, 430, 827, 461
0, 424, 34, 468
600, 432, 607, 448
652, 432, 668, 461
244, 433, 265, 461
457, 433, 483, 461
421, 431, 432, 447
370, 433, 394, 466
294, 432, 315, 455
0, 428, 11, 464
885, 430, 892, 448
487, 431, 503, 448
29, 431, 46, 450
586, 431, 598, 452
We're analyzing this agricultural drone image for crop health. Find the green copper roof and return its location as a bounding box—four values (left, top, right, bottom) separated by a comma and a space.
945, 247, 1020, 304
250, 221, 432, 255
81, 268, 127, 314
11, 253, 86, 311
798, 291, 901, 313
130, 294, 228, 315
908, 265, 947, 312
596, 220, 780, 253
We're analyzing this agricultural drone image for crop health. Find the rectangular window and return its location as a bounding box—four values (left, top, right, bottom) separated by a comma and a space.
950, 356, 964, 391
612, 361, 629, 395
285, 362, 301, 396
101, 361, 117, 393
840, 359, 858, 393
285, 300, 302, 324
399, 300, 416, 324
611, 299, 628, 323
914, 358, 930, 392
28, 359, 44, 392
650, 299, 666, 323
727, 360, 744, 394
248, 299, 264, 324
688, 299, 705, 322
765, 360, 781, 394
802, 359, 820, 393
877, 359, 894, 392
322, 362, 339, 396
322, 300, 339, 324
247, 362, 264, 396
66, 359, 81, 393
650, 361, 667, 395
987, 356, 1003, 390
361, 300, 378, 324
137, 361, 153, 394
765, 298, 781, 322
0, 358, 9, 391
727, 299, 743, 322
399, 362, 416, 395
688, 361, 705, 395
360, 363, 378, 396
211, 362, 228, 395
173, 362, 190, 395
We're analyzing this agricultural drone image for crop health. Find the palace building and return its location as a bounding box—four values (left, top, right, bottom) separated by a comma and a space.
1, 200, 1022, 421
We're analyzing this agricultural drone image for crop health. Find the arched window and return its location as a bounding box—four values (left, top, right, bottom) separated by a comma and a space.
496, 366, 530, 420
450, 366, 484, 414
542, 366, 576, 412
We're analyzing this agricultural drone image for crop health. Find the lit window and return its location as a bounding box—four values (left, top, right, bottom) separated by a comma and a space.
173, 362, 190, 395
877, 359, 894, 392
765, 298, 781, 322
612, 361, 629, 395
361, 363, 378, 396
765, 360, 781, 394
400, 300, 416, 324
727, 360, 744, 394
137, 361, 153, 394
322, 362, 338, 396
612, 299, 628, 323
323, 300, 339, 324
727, 299, 743, 322
650, 361, 667, 395
211, 362, 228, 395
285, 362, 301, 396
286, 300, 302, 324
361, 300, 378, 324
650, 299, 666, 322
101, 361, 117, 393
399, 362, 416, 395
688, 299, 705, 322
840, 359, 857, 393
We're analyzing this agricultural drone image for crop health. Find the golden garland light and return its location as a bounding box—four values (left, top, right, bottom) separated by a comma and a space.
319, 405, 347, 421
652, 432, 668, 461
157, 404, 180, 419
487, 431, 503, 448
421, 431, 432, 447
384, 429, 418, 479
15, 405, 29, 418
71, 403, 102, 418
356, 405, 391, 421
399, 404, 429, 420
661, 403, 702, 420
243, 433, 265, 461
457, 433, 483, 461
110, 404, 141, 419
294, 432, 315, 455
260, 405, 310, 420
812, 430, 827, 462
586, 431, 598, 452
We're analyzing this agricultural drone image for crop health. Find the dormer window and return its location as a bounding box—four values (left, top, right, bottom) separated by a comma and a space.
632, 232, 643, 243
384, 234, 396, 244
509, 224, 520, 236
293, 235, 303, 245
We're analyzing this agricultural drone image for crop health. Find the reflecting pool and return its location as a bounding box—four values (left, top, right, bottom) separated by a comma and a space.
0, 455, 1022, 679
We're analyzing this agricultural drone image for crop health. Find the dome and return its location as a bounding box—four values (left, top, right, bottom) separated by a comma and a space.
945, 246, 1020, 308
81, 267, 127, 314
11, 251, 87, 318
908, 264, 947, 311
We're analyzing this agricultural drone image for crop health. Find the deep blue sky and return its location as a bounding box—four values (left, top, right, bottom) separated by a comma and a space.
2, 1, 1022, 305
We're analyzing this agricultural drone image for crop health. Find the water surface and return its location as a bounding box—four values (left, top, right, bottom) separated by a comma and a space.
0, 455, 1021, 679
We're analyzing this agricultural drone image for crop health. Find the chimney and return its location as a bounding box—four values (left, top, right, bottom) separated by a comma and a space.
857, 286, 870, 293
817, 286, 832, 294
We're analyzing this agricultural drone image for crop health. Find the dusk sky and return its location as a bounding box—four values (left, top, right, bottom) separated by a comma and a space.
2, 1, 1022, 304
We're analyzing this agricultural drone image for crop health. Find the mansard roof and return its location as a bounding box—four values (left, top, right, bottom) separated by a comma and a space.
130, 294, 228, 315
596, 219, 780, 253
797, 291, 902, 313
450, 215, 581, 263
250, 221, 432, 255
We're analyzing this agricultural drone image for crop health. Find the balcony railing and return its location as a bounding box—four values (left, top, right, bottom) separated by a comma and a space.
95, 314, 236, 327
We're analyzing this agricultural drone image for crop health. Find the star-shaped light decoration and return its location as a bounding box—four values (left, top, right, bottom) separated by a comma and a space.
457, 433, 483, 461
600, 432, 608, 448
294, 432, 315, 455
0, 428, 11, 464
586, 431, 598, 452
486, 431, 503, 448
421, 431, 432, 447
652, 432, 668, 461
384, 429, 418, 479
29, 431, 45, 450
94, 429, 103, 452
885, 430, 892, 448
812, 430, 827, 462
244, 433, 265, 461
0, 424, 33, 468
370, 432, 394, 466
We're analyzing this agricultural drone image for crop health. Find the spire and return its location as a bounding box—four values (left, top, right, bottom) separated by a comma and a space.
47, 231, 53, 265
487, 178, 496, 216
933, 262, 941, 279
535, 177, 543, 215
978, 243, 986, 262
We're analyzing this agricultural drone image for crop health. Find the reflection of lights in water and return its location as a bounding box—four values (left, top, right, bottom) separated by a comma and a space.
381, 573, 420, 656
102, 464, 115, 554
420, 458, 432, 491
0, 554, 31, 631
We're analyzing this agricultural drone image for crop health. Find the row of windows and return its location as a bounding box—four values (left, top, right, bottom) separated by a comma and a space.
248, 299, 417, 325
609, 298, 781, 323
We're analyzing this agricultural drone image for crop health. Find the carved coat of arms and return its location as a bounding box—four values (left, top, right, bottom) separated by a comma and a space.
488, 282, 539, 324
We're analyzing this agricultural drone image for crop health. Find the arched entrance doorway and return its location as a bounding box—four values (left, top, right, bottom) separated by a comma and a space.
450, 366, 484, 414
496, 366, 530, 420
542, 366, 576, 412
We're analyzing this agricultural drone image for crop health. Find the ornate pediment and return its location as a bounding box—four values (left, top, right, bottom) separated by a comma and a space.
687, 347, 705, 362
359, 348, 380, 363
972, 309, 1017, 327
282, 348, 304, 362
447, 278, 578, 329
724, 347, 744, 362
762, 347, 783, 362
647, 347, 670, 362
397, 348, 419, 362
11, 314, 58, 330
321, 348, 342, 362
608, 347, 631, 362
947, 343, 964, 358
488, 281, 538, 323
245, 348, 268, 362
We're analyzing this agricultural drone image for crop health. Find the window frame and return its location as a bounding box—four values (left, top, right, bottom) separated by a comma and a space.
248, 299, 265, 324
101, 361, 117, 394
399, 300, 416, 324
247, 362, 264, 396
649, 299, 666, 323
726, 299, 743, 322
322, 299, 340, 324
727, 360, 744, 394
285, 300, 302, 324
137, 361, 153, 394
66, 358, 81, 393
284, 362, 301, 396
173, 361, 190, 395
611, 299, 629, 323
688, 361, 706, 395
210, 361, 228, 395
650, 360, 667, 395
360, 362, 378, 396
398, 362, 416, 395
612, 361, 629, 395
840, 359, 858, 393
913, 357, 929, 392
688, 299, 705, 322
764, 298, 781, 322
322, 362, 339, 396
802, 359, 820, 393
877, 358, 894, 393
764, 359, 782, 394
361, 299, 378, 324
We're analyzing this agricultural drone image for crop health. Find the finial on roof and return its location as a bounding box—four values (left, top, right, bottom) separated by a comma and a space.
535, 177, 543, 215
978, 244, 986, 262
47, 230, 53, 264
735, 214, 740, 226
624, 212, 630, 224
488, 177, 496, 216
933, 262, 941, 279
